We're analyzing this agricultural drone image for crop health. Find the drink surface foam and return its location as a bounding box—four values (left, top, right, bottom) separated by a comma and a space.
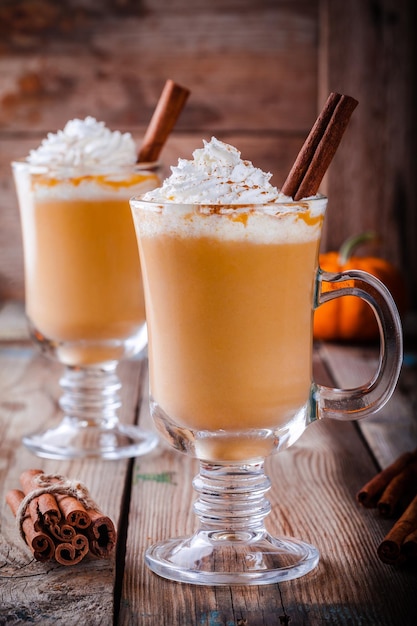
132, 198, 327, 245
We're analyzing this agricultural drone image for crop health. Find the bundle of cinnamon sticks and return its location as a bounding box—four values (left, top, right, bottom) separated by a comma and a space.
357, 449, 417, 565
6, 469, 116, 566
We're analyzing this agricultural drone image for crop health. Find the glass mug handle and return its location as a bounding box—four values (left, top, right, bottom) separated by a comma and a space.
312, 269, 403, 420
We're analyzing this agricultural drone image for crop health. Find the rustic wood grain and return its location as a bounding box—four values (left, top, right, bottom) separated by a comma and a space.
0, 2, 318, 133
0, 346, 146, 625
319, 0, 417, 310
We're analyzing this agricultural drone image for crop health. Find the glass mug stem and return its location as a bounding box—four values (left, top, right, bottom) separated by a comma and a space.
146, 460, 319, 585
22, 360, 157, 460
59, 362, 121, 427
314, 269, 403, 420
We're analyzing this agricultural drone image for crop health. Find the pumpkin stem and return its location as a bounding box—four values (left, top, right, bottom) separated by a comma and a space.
338, 231, 378, 264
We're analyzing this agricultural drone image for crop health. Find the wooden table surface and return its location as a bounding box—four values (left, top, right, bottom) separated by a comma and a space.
0, 302, 416, 626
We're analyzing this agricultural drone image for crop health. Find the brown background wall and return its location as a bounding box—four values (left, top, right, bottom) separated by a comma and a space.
0, 0, 415, 312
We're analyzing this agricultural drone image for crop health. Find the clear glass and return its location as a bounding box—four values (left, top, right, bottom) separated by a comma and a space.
130, 195, 403, 585
12, 160, 162, 459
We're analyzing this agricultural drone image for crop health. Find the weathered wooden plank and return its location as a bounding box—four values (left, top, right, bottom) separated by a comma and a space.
319, 0, 417, 309
0, 3, 317, 134
0, 346, 145, 624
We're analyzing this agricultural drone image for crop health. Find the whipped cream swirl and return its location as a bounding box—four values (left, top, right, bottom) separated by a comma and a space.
144, 137, 285, 204
27, 117, 137, 170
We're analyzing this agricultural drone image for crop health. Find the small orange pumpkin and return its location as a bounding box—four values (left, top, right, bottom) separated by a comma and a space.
313, 232, 407, 342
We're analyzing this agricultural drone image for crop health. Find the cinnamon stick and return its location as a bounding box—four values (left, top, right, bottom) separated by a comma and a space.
377, 495, 417, 564
6, 469, 116, 565
55, 492, 91, 529
19, 469, 61, 529
137, 79, 190, 163
281, 92, 358, 200
6, 489, 55, 562
54, 534, 89, 566
356, 449, 417, 508
377, 459, 417, 518
87, 508, 117, 558
47, 520, 76, 542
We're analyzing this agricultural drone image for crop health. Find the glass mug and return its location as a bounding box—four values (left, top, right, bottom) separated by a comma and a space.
12, 161, 162, 460
130, 195, 402, 585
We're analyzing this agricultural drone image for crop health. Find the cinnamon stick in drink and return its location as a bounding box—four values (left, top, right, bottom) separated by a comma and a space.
377, 495, 417, 564
137, 79, 190, 163
281, 92, 358, 200
356, 449, 417, 508
6, 489, 55, 562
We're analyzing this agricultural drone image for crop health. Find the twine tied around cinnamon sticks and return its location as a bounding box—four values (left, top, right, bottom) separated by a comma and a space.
6, 469, 116, 566
357, 449, 417, 565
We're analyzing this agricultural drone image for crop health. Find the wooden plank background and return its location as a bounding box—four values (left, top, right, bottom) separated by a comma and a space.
0, 0, 416, 313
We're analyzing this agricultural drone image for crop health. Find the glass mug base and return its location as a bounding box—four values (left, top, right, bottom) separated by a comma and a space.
146, 530, 319, 586
22, 417, 158, 460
